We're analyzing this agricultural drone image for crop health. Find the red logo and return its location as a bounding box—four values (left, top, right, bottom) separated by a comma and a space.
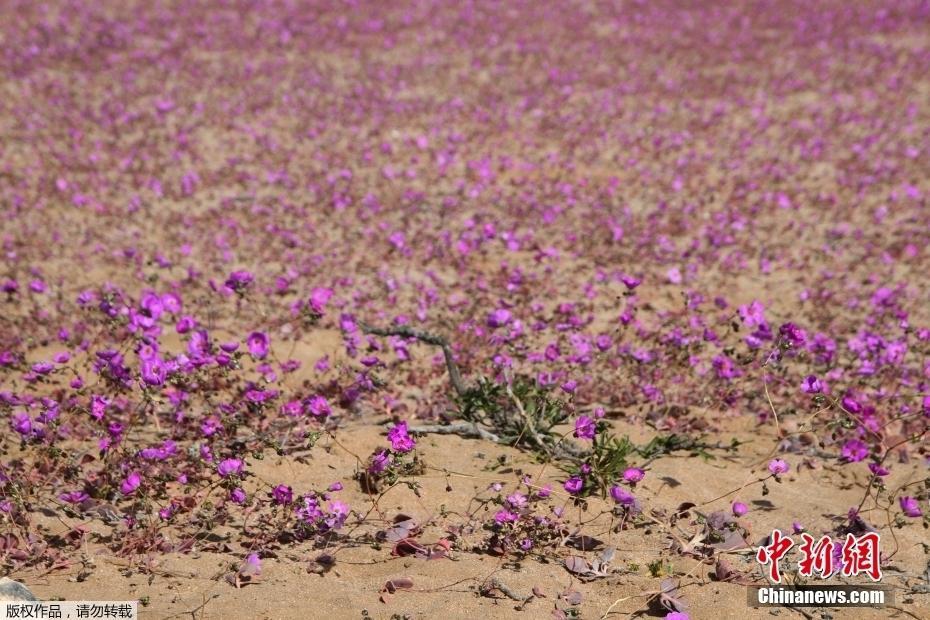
756, 529, 795, 583
756, 530, 882, 583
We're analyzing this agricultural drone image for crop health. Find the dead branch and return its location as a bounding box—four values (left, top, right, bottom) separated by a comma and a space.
360, 322, 467, 397
408, 422, 501, 442
481, 577, 534, 608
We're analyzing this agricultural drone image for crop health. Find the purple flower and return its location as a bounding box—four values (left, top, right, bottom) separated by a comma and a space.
31, 362, 54, 375
842, 394, 863, 413
161, 292, 182, 314
622, 467, 645, 485
800, 375, 823, 394
494, 509, 519, 523
11, 412, 31, 436
201, 417, 221, 437
217, 458, 244, 478
610, 485, 636, 506
140, 358, 167, 387
841, 439, 869, 462
768, 459, 790, 476
620, 275, 641, 290
387, 422, 416, 453
229, 488, 247, 504
665, 613, 690, 620
368, 450, 391, 474
297, 494, 323, 524
486, 308, 512, 328
573, 415, 596, 440
244, 553, 262, 574
868, 463, 890, 477
225, 270, 254, 291
271, 484, 293, 505
246, 331, 270, 359
59, 490, 88, 504
561, 380, 578, 394
139, 440, 177, 461
306, 395, 331, 418
778, 322, 807, 347
505, 492, 527, 509
900, 496, 923, 518
308, 287, 333, 314
120, 471, 142, 495
563, 476, 583, 495
732, 501, 749, 517
176, 316, 197, 334
325, 501, 350, 530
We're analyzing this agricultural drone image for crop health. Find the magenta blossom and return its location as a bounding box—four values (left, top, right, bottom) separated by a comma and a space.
800, 375, 823, 394
868, 463, 890, 477
246, 331, 270, 359
486, 308, 512, 328
899, 496, 923, 518
271, 484, 293, 505
368, 450, 391, 474
305, 394, 331, 418
841, 439, 869, 462
622, 467, 645, 485
140, 358, 167, 386
494, 509, 519, 524
325, 501, 350, 530
217, 458, 244, 478
573, 415, 596, 440
120, 471, 142, 495
620, 275, 641, 290
11, 412, 31, 436
387, 422, 416, 453
768, 459, 790, 476
732, 501, 749, 517
610, 485, 636, 506
225, 270, 254, 291
59, 491, 89, 504
563, 476, 583, 495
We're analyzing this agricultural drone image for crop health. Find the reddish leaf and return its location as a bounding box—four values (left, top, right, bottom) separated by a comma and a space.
563, 556, 590, 574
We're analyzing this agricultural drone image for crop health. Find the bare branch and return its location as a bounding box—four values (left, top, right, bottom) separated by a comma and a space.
359, 322, 467, 397
407, 422, 501, 442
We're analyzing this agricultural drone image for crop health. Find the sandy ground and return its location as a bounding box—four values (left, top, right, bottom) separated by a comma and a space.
2, 2, 929, 619
9, 414, 926, 620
